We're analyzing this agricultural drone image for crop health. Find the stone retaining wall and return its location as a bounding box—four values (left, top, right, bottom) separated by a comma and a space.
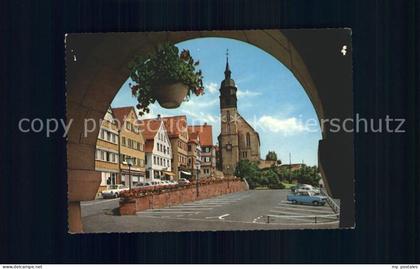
119, 179, 248, 215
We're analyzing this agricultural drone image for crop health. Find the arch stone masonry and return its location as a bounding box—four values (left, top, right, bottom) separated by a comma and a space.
66, 29, 354, 232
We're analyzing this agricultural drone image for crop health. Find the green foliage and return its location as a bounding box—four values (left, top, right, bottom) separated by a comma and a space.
293, 165, 321, 186
265, 151, 278, 161
128, 43, 204, 115
235, 160, 320, 190
235, 160, 259, 180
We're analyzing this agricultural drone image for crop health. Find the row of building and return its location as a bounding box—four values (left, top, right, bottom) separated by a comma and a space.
96, 56, 267, 193
95, 106, 217, 193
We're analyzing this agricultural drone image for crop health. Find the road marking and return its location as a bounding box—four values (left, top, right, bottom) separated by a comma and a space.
252, 216, 263, 223
267, 213, 339, 219
170, 205, 217, 208
155, 207, 214, 210
137, 211, 200, 214
274, 206, 333, 214
218, 214, 230, 220
277, 203, 332, 209
205, 213, 230, 220
270, 207, 333, 216
277, 202, 336, 212
136, 214, 339, 226
197, 202, 231, 205
81, 198, 119, 206
267, 215, 320, 223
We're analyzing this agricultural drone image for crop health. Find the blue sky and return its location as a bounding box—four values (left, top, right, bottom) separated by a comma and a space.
112, 38, 321, 166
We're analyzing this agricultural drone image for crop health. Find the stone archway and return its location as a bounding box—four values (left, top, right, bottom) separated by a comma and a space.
66, 29, 354, 232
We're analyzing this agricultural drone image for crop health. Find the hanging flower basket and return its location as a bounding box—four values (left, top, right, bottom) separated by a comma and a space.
128, 43, 205, 115
151, 81, 189, 108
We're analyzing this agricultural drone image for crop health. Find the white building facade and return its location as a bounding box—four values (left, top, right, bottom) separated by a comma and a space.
145, 121, 173, 181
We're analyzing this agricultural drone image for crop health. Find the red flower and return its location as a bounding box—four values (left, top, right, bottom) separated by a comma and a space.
180, 49, 190, 60
194, 87, 204, 96
131, 84, 139, 96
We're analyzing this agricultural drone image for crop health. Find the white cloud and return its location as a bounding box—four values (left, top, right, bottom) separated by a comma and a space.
182, 98, 218, 108
181, 109, 219, 124
205, 82, 218, 94
258, 115, 308, 136
237, 89, 262, 97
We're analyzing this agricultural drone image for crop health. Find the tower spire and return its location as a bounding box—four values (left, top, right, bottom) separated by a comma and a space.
224, 49, 231, 79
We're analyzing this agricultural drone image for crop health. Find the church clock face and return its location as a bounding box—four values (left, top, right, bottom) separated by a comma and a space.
226, 144, 232, 151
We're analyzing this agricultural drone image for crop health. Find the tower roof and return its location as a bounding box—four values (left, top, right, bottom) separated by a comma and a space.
224, 49, 231, 79
221, 49, 236, 87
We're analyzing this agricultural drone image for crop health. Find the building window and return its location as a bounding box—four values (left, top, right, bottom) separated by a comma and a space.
153, 156, 156, 165
122, 137, 126, 146
188, 145, 192, 151
246, 133, 251, 147
226, 111, 230, 122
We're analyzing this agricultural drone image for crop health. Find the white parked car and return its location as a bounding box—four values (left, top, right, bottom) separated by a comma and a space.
178, 178, 190, 186
101, 184, 129, 199
295, 184, 320, 195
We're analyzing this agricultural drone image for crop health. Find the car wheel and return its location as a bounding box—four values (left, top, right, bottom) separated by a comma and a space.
313, 201, 320, 206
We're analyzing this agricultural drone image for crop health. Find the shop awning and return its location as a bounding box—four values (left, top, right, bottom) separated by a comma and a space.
164, 171, 176, 176
181, 171, 192, 176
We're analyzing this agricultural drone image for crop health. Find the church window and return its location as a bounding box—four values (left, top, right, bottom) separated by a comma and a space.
246, 133, 251, 147
226, 111, 230, 122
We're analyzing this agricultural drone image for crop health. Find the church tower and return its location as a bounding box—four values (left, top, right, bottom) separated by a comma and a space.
219, 51, 240, 176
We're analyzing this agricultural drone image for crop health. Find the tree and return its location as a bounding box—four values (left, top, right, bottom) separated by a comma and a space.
235, 160, 260, 189
292, 165, 321, 186
265, 151, 278, 161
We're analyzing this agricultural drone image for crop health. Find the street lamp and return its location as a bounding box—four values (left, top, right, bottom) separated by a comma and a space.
196, 165, 200, 197
123, 157, 135, 190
